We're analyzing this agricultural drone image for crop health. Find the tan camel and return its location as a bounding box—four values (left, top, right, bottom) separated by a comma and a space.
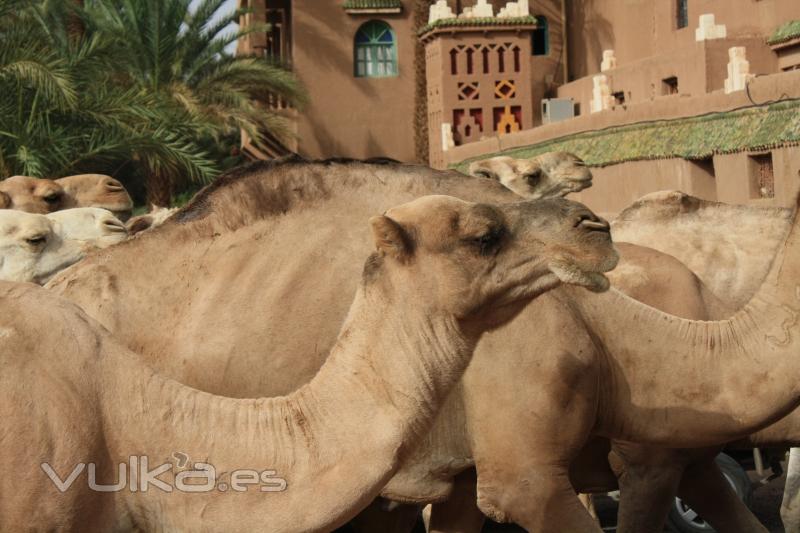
467, 157, 789, 530
0, 176, 65, 213
56, 174, 134, 221
47, 208, 128, 248
46, 158, 800, 531
468, 152, 593, 200
0, 208, 127, 284
125, 206, 178, 235
1, 192, 617, 532
0, 174, 133, 220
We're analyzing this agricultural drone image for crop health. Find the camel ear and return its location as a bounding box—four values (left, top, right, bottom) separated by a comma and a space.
370, 215, 411, 262
126, 215, 153, 235
0, 191, 9, 209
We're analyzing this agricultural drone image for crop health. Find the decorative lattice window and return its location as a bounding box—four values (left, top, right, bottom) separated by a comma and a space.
354, 20, 397, 78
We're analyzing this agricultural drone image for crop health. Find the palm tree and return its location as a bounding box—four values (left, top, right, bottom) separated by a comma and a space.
83, 0, 306, 204
1, 0, 305, 206
0, 0, 219, 193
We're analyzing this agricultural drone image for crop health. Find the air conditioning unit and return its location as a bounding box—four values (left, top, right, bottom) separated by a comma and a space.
541, 98, 576, 124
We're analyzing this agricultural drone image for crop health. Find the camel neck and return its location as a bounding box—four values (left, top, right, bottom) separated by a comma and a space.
98, 280, 472, 531
567, 204, 800, 446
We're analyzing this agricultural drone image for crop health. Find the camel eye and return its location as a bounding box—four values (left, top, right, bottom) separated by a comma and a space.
474, 170, 496, 180
524, 169, 542, 184
25, 235, 47, 247
43, 193, 61, 203
467, 227, 504, 256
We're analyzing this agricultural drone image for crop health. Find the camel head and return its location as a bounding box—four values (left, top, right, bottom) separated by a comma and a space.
56, 174, 134, 221
0, 176, 66, 213
0, 210, 87, 284
46, 208, 128, 248
468, 152, 592, 200
367, 195, 617, 323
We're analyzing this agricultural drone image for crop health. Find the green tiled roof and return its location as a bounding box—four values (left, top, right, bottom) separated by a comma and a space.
419, 16, 538, 36
453, 99, 800, 172
343, 0, 402, 10
767, 19, 800, 45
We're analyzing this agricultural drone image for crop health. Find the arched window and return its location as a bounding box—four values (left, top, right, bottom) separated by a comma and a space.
532, 16, 549, 56
354, 20, 397, 78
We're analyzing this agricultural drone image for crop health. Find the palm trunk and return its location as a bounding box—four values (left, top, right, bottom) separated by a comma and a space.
99, 286, 474, 531
570, 201, 800, 446
413, 0, 434, 164
145, 170, 172, 208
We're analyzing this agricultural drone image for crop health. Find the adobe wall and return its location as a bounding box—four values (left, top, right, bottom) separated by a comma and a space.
445, 69, 800, 166
565, 0, 800, 81
714, 147, 800, 208
556, 37, 777, 115
566, 145, 800, 216
290, 1, 417, 161
569, 158, 716, 215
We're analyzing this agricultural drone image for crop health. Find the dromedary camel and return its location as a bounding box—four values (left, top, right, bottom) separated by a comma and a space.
47, 158, 800, 531
55, 174, 134, 221
0, 174, 133, 219
468, 152, 592, 200
1, 192, 618, 532
0, 208, 127, 284
474, 154, 796, 530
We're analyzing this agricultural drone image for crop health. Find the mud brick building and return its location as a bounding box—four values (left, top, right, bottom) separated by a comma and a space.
238, 0, 800, 212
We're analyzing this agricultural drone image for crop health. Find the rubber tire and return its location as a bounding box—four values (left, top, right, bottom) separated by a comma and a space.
666, 453, 753, 533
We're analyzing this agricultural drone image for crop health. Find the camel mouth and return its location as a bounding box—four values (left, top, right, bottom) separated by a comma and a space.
548, 263, 611, 293
578, 218, 610, 233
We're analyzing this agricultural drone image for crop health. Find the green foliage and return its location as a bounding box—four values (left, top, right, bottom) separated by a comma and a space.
418, 15, 539, 36
767, 19, 800, 45
454, 100, 800, 173
0, 0, 305, 204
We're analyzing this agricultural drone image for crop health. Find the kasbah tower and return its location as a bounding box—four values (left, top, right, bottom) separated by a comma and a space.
237, 0, 800, 214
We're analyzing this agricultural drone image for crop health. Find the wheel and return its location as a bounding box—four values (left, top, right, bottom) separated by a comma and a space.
666, 453, 753, 533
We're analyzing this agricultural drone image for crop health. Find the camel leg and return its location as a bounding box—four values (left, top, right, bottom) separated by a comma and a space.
609, 442, 690, 533
577, 493, 599, 524
782, 448, 800, 533
349, 499, 421, 533
428, 469, 485, 533
476, 461, 601, 532
677, 458, 767, 533
609, 444, 685, 533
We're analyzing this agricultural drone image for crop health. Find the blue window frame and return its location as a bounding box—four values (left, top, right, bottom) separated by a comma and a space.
354, 20, 398, 78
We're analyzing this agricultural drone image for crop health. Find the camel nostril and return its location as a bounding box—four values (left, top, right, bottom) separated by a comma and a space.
574, 211, 609, 232
102, 219, 127, 233
104, 180, 124, 192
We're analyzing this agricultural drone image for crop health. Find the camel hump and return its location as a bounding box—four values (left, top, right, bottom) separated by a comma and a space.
616, 190, 706, 222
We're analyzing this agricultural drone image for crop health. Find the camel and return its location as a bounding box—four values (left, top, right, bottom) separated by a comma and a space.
0, 192, 618, 532
479, 156, 797, 530
0, 208, 128, 284
47, 208, 128, 248
45, 157, 800, 531
467, 154, 792, 530
55, 174, 134, 221
125, 206, 178, 235
468, 152, 592, 200
0, 174, 133, 220
0, 176, 65, 213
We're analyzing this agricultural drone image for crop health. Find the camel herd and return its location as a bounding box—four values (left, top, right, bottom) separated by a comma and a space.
1, 154, 799, 532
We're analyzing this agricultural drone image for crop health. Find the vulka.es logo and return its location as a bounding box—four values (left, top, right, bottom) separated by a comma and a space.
41, 452, 288, 493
